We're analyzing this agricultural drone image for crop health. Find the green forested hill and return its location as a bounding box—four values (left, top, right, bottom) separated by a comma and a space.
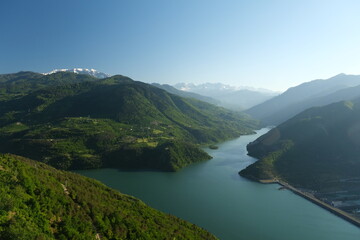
0, 72, 257, 171
0, 154, 217, 239
240, 99, 360, 191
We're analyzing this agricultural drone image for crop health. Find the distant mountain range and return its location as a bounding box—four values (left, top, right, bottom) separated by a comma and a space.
173, 82, 278, 110
174, 82, 276, 94
44, 68, 110, 78
152, 83, 221, 105
246, 73, 360, 125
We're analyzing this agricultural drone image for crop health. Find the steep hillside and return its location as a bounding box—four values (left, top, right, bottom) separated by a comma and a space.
0, 73, 258, 171
246, 74, 360, 125
240, 99, 360, 190
240, 99, 360, 218
0, 154, 217, 239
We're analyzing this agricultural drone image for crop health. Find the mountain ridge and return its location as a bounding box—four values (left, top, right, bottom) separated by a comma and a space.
246, 73, 360, 125
0, 72, 257, 172
152, 83, 221, 106
173, 82, 277, 110
174, 82, 277, 94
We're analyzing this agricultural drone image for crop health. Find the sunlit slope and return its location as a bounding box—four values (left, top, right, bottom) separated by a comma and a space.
0, 154, 217, 240
0, 73, 258, 171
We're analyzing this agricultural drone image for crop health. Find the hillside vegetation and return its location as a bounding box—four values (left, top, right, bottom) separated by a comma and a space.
0, 72, 257, 171
240, 99, 360, 191
0, 154, 217, 239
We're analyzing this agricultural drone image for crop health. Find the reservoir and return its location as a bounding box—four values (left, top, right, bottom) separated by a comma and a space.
76, 128, 360, 240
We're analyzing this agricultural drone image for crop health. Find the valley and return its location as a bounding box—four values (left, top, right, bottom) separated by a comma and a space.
76, 129, 360, 240
1, 70, 360, 238
4, 1, 360, 239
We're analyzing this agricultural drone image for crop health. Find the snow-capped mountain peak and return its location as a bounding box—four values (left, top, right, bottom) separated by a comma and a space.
174, 82, 279, 94
44, 68, 111, 78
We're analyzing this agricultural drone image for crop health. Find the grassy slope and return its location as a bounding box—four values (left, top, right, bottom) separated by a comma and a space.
0, 154, 217, 240
240, 99, 360, 191
0, 73, 258, 171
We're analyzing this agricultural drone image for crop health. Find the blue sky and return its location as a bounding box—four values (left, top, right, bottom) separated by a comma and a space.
1, 0, 360, 91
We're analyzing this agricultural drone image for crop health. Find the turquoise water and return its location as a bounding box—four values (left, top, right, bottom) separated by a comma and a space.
76, 128, 360, 240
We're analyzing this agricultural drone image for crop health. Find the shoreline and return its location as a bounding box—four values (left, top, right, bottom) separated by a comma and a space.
259, 179, 360, 228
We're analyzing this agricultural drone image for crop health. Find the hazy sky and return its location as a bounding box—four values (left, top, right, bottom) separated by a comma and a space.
1, 0, 360, 91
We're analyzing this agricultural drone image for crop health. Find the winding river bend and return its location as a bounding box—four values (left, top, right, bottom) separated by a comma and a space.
77, 128, 360, 240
